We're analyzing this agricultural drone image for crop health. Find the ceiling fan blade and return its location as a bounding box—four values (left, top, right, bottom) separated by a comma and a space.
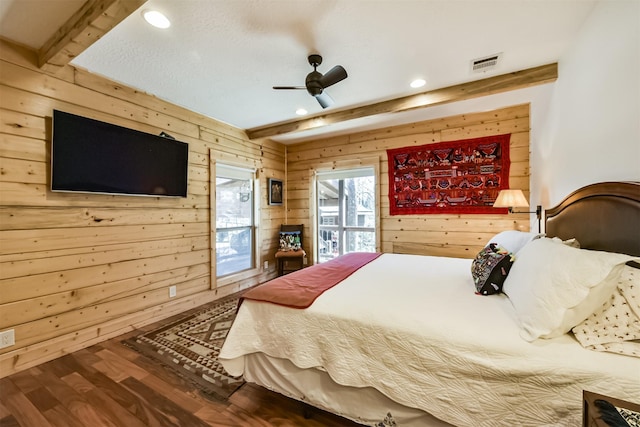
273, 86, 306, 90
315, 92, 334, 108
319, 65, 347, 89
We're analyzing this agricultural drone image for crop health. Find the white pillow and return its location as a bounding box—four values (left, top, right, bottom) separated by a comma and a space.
502, 238, 632, 341
486, 230, 542, 254
549, 236, 581, 248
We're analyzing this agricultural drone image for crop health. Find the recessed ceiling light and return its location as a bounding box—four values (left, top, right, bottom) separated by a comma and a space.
296, 108, 308, 116
143, 10, 171, 29
410, 79, 426, 89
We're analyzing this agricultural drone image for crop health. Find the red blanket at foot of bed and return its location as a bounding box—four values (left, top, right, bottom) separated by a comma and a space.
242, 252, 382, 308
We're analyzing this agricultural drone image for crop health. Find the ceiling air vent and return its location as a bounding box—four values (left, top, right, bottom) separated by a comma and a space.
470, 53, 502, 73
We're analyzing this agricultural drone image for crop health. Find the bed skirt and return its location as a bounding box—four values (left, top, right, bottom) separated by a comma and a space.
228, 352, 453, 427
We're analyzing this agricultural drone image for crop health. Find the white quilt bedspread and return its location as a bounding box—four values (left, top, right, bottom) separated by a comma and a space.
220, 253, 640, 426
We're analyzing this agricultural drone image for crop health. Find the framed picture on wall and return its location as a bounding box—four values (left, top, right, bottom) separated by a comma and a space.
269, 178, 283, 205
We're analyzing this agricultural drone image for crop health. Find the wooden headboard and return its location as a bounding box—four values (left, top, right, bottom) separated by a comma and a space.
545, 181, 640, 256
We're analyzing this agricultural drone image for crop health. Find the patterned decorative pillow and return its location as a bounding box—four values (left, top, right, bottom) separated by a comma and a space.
279, 231, 301, 251
471, 243, 515, 295
572, 262, 640, 357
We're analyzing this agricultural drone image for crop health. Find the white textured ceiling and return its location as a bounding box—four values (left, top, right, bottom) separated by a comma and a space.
0, 0, 598, 143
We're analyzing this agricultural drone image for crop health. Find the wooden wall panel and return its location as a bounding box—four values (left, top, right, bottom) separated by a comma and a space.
0, 34, 531, 377
0, 40, 284, 377
286, 104, 531, 262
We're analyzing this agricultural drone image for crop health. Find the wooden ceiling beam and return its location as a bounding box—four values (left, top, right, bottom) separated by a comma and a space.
246, 63, 558, 140
38, 0, 145, 74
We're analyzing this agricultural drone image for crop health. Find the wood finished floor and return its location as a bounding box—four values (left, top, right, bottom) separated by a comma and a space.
0, 305, 364, 427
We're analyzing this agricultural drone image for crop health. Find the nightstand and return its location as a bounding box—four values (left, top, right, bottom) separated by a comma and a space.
583, 390, 640, 427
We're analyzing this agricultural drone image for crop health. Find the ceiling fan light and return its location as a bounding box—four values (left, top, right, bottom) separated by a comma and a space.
410, 79, 426, 88
143, 10, 171, 29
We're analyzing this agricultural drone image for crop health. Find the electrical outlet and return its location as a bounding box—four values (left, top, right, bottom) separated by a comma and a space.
303, 256, 308, 265
264, 260, 268, 269
169, 285, 177, 298
0, 329, 15, 349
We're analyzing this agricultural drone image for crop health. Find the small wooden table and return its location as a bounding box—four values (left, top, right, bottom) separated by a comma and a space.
583, 390, 640, 427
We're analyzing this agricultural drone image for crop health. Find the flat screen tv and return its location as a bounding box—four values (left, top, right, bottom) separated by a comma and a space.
51, 110, 188, 197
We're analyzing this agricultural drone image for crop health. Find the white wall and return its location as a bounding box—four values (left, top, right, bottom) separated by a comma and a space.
287, 0, 638, 232
394, 0, 639, 230
533, 0, 640, 207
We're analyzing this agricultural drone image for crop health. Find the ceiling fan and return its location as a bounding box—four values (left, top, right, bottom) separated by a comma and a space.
273, 54, 348, 108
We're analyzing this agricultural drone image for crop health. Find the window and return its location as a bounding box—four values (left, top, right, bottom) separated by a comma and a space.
215, 164, 255, 277
316, 167, 376, 263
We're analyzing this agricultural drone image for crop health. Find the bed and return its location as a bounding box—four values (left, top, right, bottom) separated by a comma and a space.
219, 181, 640, 427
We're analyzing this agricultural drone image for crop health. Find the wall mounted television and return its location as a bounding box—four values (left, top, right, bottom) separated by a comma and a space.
51, 110, 189, 197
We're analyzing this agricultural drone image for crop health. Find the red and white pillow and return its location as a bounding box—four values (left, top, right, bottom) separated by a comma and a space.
572, 263, 640, 357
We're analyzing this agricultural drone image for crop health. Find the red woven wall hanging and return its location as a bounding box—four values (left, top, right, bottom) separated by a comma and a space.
386, 134, 511, 215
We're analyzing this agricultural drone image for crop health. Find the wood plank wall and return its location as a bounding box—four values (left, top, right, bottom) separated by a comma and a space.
0, 40, 284, 377
285, 104, 531, 262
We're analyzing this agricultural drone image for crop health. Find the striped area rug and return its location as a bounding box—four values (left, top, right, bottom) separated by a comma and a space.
124, 293, 245, 401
